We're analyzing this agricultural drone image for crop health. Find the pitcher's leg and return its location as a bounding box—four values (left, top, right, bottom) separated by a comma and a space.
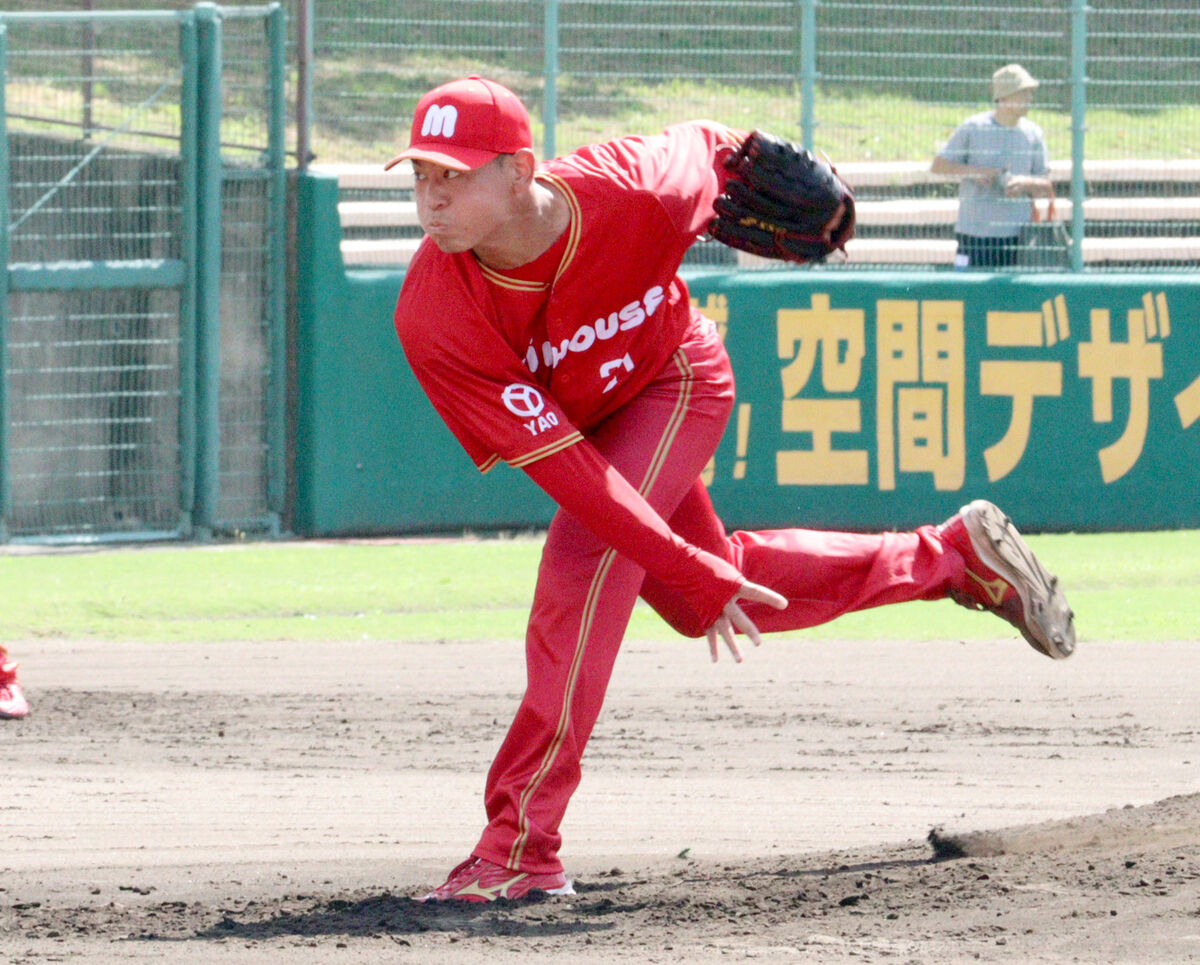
638, 479, 731, 636
704, 503, 1070, 651
641, 492, 1074, 659
475, 338, 736, 874
640, 482, 959, 637
727, 525, 958, 633
474, 511, 646, 874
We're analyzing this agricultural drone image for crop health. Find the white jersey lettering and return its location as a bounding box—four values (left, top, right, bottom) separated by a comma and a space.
543, 339, 570, 367
525, 284, 668, 377
524, 411, 560, 436
594, 312, 619, 340
600, 353, 635, 393
569, 324, 596, 352
617, 301, 645, 330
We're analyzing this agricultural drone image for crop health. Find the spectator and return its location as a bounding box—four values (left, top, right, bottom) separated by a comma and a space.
932, 63, 1053, 268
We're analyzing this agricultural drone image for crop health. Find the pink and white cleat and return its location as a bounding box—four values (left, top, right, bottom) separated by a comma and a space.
420, 856, 575, 902
938, 500, 1075, 660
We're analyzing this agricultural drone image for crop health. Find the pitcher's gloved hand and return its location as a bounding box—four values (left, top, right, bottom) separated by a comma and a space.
710, 130, 856, 263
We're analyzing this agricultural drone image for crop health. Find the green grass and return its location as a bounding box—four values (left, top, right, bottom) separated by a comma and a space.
6, 0, 1197, 165
9, 46, 1197, 166
311, 74, 1200, 165
1, 530, 1195, 645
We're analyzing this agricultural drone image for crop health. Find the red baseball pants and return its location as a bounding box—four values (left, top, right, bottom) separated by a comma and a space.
472, 314, 965, 874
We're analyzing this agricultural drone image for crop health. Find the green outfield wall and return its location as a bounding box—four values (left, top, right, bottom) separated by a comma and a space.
293, 173, 1200, 536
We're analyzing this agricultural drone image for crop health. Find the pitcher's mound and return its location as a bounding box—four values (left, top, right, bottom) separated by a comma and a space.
928, 792, 1200, 860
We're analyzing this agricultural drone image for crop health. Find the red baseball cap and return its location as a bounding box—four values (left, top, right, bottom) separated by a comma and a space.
384, 76, 533, 172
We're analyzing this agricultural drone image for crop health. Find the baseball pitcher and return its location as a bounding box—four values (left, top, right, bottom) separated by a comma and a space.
388, 76, 1075, 903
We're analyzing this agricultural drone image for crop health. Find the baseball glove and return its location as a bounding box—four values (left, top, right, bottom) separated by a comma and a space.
710, 130, 856, 264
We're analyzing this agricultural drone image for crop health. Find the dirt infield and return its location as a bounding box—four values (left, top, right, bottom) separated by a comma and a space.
4, 632, 1199, 963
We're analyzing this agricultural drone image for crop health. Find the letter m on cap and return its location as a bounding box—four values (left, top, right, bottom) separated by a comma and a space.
422, 104, 458, 138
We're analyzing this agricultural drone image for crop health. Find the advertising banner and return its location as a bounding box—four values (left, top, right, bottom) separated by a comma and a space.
687, 271, 1200, 532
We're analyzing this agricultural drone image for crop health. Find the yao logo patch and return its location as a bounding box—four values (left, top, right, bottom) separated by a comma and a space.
502, 383, 560, 438
502, 383, 544, 418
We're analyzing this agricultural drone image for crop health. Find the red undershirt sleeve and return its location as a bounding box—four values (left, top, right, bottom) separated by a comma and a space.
523, 439, 745, 630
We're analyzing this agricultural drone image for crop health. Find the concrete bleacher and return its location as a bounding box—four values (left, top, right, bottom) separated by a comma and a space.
319, 159, 1200, 269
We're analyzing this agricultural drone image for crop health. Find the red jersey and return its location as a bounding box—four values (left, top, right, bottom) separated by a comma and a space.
394, 121, 741, 472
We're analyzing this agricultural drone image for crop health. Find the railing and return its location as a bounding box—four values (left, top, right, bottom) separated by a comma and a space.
326, 158, 1200, 273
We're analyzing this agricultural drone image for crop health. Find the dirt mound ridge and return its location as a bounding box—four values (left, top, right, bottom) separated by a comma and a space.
929, 791, 1200, 859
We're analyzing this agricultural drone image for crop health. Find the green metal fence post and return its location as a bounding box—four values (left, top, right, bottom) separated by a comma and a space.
799, 0, 817, 151
1070, 0, 1088, 273
0, 23, 10, 542
193, 1, 222, 534
543, 0, 559, 159
296, 0, 313, 168
265, 2, 286, 532
178, 11, 198, 533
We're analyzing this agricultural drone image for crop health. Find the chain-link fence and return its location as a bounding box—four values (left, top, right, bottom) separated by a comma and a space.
212, 9, 286, 531
7, 1, 1199, 274
2, 13, 188, 540
1, 6, 285, 542
296, 0, 1199, 272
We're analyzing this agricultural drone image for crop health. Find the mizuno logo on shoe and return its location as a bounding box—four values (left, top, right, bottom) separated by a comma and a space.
454, 872, 529, 901
967, 569, 1009, 606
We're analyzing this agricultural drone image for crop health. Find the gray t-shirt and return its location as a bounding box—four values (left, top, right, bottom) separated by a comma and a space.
938, 112, 1050, 238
